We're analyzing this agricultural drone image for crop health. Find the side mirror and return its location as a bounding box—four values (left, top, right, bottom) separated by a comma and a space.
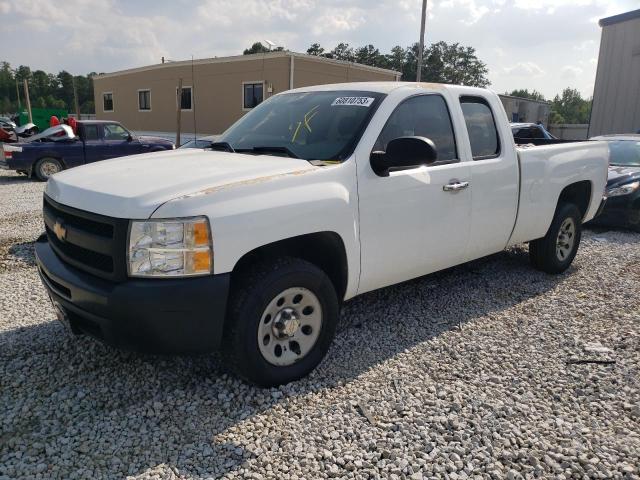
127, 134, 134, 142
370, 136, 437, 177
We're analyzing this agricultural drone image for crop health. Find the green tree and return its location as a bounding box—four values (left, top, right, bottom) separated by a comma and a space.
506, 89, 546, 101
354, 44, 383, 67
243, 42, 283, 55
551, 88, 591, 124
329, 43, 355, 62
306, 43, 325, 56
384, 46, 407, 74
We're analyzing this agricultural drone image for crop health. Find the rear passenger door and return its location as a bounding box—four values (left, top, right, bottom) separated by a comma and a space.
459, 96, 519, 261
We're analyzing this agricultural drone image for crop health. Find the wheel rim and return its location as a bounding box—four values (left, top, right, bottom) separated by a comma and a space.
556, 217, 576, 261
41, 161, 60, 178
258, 287, 323, 366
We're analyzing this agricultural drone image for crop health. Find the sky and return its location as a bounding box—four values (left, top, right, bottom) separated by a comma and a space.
1, 0, 638, 99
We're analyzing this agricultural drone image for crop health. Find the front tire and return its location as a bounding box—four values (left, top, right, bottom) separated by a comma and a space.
222, 257, 339, 387
34, 157, 63, 181
530, 203, 582, 274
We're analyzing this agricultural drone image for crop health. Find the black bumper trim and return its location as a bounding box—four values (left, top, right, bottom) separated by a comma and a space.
35, 235, 230, 354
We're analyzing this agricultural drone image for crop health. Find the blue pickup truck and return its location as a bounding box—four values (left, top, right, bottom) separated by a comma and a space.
1, 120, 174, 181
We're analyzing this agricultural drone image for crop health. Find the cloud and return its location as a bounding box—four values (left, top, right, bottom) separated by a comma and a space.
0, 0, 636, 99
561, 65, 584, 78
503, 62, 545, 77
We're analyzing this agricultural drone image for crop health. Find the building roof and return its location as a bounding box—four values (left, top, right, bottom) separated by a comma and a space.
94, 51, 400, 80
498, 94, 550, 105
599, 8, 640, 27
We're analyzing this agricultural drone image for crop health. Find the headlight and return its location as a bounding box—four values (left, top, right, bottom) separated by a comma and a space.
128, 217, 213, 277
607, 180, 640, 197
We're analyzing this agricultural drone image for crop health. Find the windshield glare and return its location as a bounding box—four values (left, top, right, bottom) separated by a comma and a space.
609, 140, 640, 167
217, 90, 385, 161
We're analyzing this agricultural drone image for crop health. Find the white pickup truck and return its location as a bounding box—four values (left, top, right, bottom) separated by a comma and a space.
36, 82, 608, 386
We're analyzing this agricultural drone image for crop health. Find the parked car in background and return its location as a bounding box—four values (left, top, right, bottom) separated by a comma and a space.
511, 122, 557, 142
1, 120, 174, 180
0, 116, 17, 130
588, 134, 640, 231
35, 82, 608, 386
179, 135, 218, 149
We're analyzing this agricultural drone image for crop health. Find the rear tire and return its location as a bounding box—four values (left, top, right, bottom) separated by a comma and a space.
530, 203, 582, 274
222, 257, 339, 387
34, 157, 63, 181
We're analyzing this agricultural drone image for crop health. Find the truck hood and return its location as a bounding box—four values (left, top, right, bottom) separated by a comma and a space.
45, 149, 316, 218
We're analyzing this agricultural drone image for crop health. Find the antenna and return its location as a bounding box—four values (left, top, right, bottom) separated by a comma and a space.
263, 39, 276, 51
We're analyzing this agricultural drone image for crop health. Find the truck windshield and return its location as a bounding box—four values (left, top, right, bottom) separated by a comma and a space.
216, 90, 385, 161
608, 140, 640, 167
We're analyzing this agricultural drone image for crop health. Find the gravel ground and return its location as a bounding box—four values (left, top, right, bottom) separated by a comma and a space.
0, 168, 639, 480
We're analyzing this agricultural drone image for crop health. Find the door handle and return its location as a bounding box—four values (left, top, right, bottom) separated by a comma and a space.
443, 181, 470, 192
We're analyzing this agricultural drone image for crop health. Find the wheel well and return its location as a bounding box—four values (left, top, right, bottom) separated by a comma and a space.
32, 156, 65, 174
558, 181, 591, 220
231, 232, 349, 301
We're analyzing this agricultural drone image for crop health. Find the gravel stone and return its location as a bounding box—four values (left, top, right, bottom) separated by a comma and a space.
0, 169, 639, 479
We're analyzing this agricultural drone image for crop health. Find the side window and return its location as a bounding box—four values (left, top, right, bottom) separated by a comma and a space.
83, 125, 99, 141
531, 126, 546, 139
512, 128, 531, 139
103, 124, 129, 141
243, 82, 264, 110
374, 95, 457, 162
103, 92, 113, 112
177, 87, 192, 110
460, 96, 500, 159
138, 90, 151, 111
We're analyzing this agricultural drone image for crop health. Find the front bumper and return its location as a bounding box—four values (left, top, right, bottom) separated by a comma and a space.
589, 194, 640, 231
35, 235, 231, 354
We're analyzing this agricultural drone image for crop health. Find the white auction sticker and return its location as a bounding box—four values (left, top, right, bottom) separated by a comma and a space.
331, 96, 375, 107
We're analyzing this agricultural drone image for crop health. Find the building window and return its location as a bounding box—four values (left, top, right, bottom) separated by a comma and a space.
138, 90, 151, 111
243, 82, 264, 110
103, 92, 113, 112
177, 86, 192, 110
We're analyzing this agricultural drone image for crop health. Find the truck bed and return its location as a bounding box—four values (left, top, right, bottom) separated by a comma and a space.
508, 140, 609, 246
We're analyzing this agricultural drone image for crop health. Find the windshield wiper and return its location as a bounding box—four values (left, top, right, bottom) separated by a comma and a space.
208, 141, 235, 153
237, 146, 299, 159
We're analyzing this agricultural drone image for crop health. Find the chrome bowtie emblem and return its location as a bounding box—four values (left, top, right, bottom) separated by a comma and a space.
53, 220, 67, 242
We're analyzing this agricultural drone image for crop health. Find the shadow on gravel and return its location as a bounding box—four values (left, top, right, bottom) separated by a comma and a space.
0, 246, 572, 478
0, 174, 39, 185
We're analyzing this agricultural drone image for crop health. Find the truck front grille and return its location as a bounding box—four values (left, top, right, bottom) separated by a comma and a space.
43, 195, 129, 281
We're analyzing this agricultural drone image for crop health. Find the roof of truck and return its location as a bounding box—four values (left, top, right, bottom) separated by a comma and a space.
286, 81, 491, 96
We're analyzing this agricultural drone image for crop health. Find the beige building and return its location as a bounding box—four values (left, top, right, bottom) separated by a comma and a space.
93, 51, 400, 135
589, 8, 640, 137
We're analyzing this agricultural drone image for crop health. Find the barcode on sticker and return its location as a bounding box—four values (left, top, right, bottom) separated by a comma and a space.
331, 97, 375, 107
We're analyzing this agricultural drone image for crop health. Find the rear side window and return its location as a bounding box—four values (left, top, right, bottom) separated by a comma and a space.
460, 96, 500, 159
374, 94, 457, 162
83, 125, 99, 141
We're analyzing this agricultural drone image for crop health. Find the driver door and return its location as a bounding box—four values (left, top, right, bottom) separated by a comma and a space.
102, 123, 142, 159
357, 94, 472, 294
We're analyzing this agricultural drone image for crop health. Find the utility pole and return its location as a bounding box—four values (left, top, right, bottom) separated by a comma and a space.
72, 77, 81, 118
176, 78, 183, 146
23, 79, 32, 123
15, 77, 21, 110
416, 0, 427, 82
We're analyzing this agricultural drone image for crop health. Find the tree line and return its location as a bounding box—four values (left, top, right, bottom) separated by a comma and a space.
244, 41, 491, 87
504, 88, 592, 124
0, 62, 96, 115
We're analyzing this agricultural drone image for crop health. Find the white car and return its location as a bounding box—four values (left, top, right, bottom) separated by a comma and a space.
36, 82, 609, 386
